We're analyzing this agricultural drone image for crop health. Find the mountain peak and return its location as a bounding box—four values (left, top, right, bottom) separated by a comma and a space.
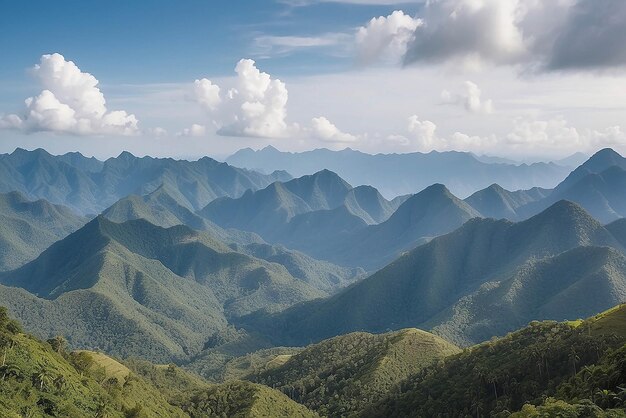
583, 148, 625, 171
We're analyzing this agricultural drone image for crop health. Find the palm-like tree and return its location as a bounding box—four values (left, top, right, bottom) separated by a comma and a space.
35, 367, 53, 391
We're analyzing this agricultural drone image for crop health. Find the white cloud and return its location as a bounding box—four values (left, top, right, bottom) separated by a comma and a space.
193, 79, 221, 111
355, 10, 422, 65
403, 0, 626, 72
403, 115, 495, 152
441, 81, 494, 114
149, 127, 168, 137
397, 114, 626, 157
310, 116, 358, 143
406, 115, 438, 149
1, 53, 138, 135
177, 124, 206, 137
252, 33, 350, 58
193, 59, 297, 138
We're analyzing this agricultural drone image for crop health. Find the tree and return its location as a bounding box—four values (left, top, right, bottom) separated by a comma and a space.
47, 336, 67, 355
34, 367, 53, 391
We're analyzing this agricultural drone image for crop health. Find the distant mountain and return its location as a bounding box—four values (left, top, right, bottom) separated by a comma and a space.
251, 328, 459, 417
202, 177, 481, 270
464, 184, 550, 220
0, 217, 324, 362
230, 242, 365, 294
0, 191, 86, 271
552, 151, 589, 168
226, 146, 571, 198
241, 201, 626, 346
312, 184, 481, 269
0, 148, 290, 214
516, 149, 626, 223
103, 186, 363, 293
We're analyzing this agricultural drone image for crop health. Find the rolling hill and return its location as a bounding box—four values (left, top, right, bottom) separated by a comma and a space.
227, 146, 571, 198
0, 148, 289, 215
0, 217, 325, 362
250, 328, 459, 417
240, 201, 626, 346
0, 191, 86, 271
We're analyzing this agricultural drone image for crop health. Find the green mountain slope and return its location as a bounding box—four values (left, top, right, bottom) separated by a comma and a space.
104, 185, 363, 294
185, 381, 319, 418
0, 307, 189, 417
250, 328, 459, 417
0, 217, 324, 362
240, 201, 625, 346
0, 191, 86, 271
426, 246, 626, 345
365, 309, 626, 417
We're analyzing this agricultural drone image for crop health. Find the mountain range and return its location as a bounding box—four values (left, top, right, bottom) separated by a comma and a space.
0, 191, 86, 271
241, 200, 626, 346
226, 146, 572, 198
0, 148, 290, 215
0, 216, 330, 362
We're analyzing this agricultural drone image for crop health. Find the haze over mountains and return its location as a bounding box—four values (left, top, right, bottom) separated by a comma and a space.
0, 146, 625, 416
241, 200, 626, 346
227, 146, 573, 198
0, 148, 290, 215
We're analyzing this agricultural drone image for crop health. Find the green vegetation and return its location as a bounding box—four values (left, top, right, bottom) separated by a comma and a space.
0, 306, 187, 417
365, 309, 626, 417
251, 328, 459, 417
184, 381, 320, 418
0, 216, 324, 362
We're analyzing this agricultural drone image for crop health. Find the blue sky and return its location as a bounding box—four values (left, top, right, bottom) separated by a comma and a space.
1, 0, 626, 160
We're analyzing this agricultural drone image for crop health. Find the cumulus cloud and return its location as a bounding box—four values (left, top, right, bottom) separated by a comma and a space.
394, 114, 626, 157
0, 53, 138, 135
402, 0, 626, 72
177, 124, 206, 137
441, 81, 494, 114
310, 116, 358, 143
193, 79, 221, 111
193, 59, 297, 138
356, 10, 422, 65
402, 115, 495, 152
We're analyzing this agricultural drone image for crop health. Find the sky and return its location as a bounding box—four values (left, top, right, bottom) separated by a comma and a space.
2, 0, 626, 161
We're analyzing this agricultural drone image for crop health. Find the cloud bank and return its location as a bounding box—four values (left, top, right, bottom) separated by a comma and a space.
1, 53, 138, 135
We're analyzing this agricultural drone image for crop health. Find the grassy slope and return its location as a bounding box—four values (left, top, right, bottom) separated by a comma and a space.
251, 328, 459, 417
